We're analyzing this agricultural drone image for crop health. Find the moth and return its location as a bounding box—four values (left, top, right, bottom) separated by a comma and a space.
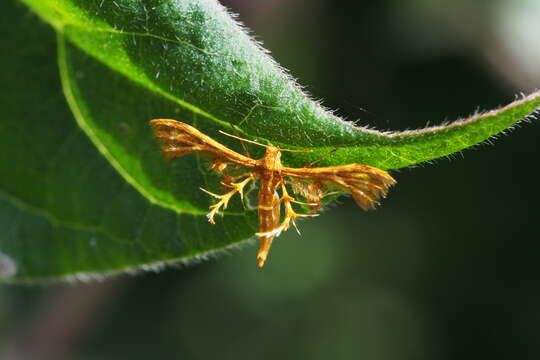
150, 119, 396, 267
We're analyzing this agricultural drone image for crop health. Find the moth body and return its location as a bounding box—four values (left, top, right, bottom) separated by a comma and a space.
150, 119, 396, 267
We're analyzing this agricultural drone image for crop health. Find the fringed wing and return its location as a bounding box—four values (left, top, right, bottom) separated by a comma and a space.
149, 119, 257, 168
283, 164, 396, 210
288, 179, 323, 211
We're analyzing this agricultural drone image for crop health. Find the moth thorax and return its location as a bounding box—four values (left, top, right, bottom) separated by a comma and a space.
262, 146, 282, 171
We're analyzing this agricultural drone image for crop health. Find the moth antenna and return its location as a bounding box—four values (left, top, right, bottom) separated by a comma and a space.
219, 130, 312, 153
218, 130, 268, 148
304, 148, 337, 168
227, 122, 252, 157
279, 148, 313, 153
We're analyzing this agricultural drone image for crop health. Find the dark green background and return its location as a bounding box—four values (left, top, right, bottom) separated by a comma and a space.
1, 1, 539, 359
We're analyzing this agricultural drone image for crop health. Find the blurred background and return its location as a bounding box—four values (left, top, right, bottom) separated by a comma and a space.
1, 0, 539, 359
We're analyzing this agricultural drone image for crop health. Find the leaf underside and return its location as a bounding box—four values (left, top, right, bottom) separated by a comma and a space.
0, 0, 538, 281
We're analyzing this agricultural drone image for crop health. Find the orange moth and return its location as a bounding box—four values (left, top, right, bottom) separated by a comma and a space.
150, 119, 396, 267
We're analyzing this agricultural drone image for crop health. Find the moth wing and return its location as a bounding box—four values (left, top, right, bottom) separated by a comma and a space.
283, 164, 396, 210
150, 119, 257, 168
288, 179, 323, 211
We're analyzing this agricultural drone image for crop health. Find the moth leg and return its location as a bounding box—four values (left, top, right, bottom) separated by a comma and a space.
221, 173, 255, 187
256, 181, 318, 238
200, 173, 255, 224
220, 173, 258, 207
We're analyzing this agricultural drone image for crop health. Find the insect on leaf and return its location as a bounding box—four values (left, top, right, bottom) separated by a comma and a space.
150, 119, 396, 267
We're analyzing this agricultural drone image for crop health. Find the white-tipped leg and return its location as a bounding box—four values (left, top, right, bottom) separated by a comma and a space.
200, 174, 254, 224
256, 182, 318, 238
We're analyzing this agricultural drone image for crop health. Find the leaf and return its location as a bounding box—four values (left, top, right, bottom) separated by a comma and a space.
0, 2, 256, 282
1, 0, 538, 281
21, 0, 540, 171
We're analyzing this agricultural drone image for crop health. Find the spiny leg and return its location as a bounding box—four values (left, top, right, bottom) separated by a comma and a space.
220, 172, 255, 188
200, 173, 255, 224
256, 181, 319, 239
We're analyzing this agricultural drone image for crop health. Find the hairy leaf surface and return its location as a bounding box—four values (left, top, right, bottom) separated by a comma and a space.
0, 0, 538, 281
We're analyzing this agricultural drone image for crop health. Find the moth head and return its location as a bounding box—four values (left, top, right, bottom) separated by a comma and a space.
265, 145, 281, 159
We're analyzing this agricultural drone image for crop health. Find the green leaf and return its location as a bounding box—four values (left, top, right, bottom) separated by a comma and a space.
21, 0, 540, 171
1, 0, 538, 281
0, 2, 256, 282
